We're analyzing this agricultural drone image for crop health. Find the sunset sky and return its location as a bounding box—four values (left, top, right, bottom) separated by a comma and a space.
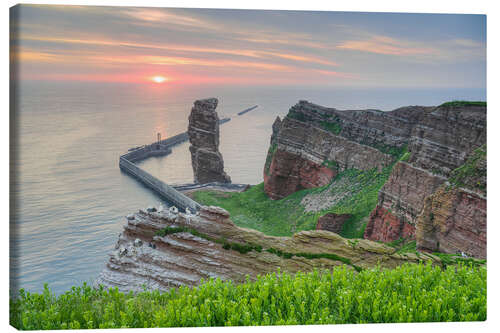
10, 4, 486, 88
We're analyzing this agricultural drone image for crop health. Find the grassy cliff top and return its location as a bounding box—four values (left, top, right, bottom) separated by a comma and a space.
439, 100, 486, 108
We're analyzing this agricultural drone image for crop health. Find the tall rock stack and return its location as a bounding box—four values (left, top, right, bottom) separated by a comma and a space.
188, 98, 231, 184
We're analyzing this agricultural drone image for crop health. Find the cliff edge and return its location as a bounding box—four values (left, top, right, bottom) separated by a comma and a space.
95, 206, 439, 293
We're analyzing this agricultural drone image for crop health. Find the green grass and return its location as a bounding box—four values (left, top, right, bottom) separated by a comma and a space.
287, 110, 309, 122
287, 109, 343, 136
319, 120, 342, 135
332, 167, 393, 238
367, 143, 407, 158
194, 142, 409, 239
193, 182, 326, 236
431, 252, 486, 268
10, 263, 486, 329
264, 143, 277, 175
449, 144, 486, 193
386, 239, 418, 254
439, 100, 486, 108
193, 164, 394, 238
400, 150, 411, 162
384, 239, 486, 268
155, 226, 263, 254
321, 159, 339, 171
156, 225, 362, 271
264, 248, 361, 272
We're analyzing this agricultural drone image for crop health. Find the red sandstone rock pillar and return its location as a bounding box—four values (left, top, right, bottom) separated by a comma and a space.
188, 98, 231, 184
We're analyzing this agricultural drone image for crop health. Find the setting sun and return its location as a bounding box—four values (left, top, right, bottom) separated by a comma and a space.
152, 76, 167, 83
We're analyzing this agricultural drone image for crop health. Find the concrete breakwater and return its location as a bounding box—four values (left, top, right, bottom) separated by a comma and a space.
237, 105, 258, 116
119, 132, 203, 212
173, 182, 248, 192
124, 143, 172, 163
119, 156, 202, 212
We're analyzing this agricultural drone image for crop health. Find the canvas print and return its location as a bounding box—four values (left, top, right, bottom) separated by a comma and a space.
9, 4, 486, 329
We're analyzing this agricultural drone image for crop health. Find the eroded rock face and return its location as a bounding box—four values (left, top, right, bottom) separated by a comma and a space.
95, 206, 439, 293
364, 206, 416, 242
415, 146, 487, 258
416, 186, 486, 258
270, 116, 282, 145
264, 149, 336, 200
264, 114, 394, 200
316, 213, 351, 234
188, 98, 231, 184
287, 100, 430, 149
408, 104, 486, 176
263, 101, 486, 257
364, 106, 486, 255
364, 162, 446, 242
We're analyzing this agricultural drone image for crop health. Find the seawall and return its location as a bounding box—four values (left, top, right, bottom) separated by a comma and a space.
119, 156, 201, 212
237, 105, 258, 116
123, 143, 172, 163
119, 131, 203, 212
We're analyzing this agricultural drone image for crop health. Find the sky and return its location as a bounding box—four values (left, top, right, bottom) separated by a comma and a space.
10, 4, 486, 89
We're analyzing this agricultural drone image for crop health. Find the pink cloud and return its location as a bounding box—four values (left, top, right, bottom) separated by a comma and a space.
337, 36, 435, 56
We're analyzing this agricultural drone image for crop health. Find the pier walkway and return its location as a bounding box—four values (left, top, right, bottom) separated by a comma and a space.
237, 105, 258, 116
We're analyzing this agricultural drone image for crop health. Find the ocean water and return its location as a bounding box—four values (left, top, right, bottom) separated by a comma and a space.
9, 81, 485, 295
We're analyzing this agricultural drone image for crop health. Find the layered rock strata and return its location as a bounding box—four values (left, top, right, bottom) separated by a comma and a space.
264, 101, 432, 201
415, 145, 487, 258
95, 206, 439, 293
363, 105, 486, 256
264, 113, 394, 199
188, 98, 231, 184
364, 206, 416, 243
287, 100, 430, 148
408, 104, 486, 176
416, 186, 486, 258
264, 101, 486, 257
363, 162, 446, 242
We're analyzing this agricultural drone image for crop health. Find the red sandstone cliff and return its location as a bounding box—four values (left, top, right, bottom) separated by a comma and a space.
364, 105, 486, 253
415, 145, 486, 258
416, 186, 486, 258
264, 148, 337, 200
363, 162, 446, 242
264, 107, 394, 200
264, 101, 486, 258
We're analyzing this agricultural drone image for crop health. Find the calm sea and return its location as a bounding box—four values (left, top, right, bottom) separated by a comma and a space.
10, 81, 485, 294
